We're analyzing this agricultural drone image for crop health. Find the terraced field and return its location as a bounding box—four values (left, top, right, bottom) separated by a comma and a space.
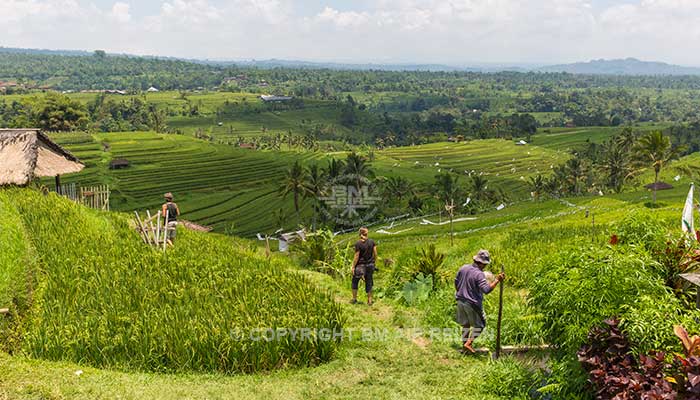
376, 139, 569, 198
50, 132, 327, 236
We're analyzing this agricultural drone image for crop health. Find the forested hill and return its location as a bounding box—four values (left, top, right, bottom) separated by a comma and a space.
6, 49, 700, 93
0, 51, 227, 91
539, 58, 700, 76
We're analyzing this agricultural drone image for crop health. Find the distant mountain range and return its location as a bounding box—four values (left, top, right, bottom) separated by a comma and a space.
537, 58, 700, 76
2, 47, 700, 76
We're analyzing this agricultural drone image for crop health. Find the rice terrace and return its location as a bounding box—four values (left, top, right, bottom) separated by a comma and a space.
5, 3, 700, 399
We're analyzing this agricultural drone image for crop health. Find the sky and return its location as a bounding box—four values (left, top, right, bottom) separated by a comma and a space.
2, 0, 700, 66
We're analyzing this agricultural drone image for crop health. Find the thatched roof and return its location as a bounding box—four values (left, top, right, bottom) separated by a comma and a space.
0, 129, 84, 186
644, 181, 674, 191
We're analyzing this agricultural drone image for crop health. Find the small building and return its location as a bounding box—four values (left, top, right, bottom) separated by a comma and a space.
0, 129, 84, 186
147, 86, 159, 93
109, 159, 130, 169
239, 143, 256, 150
260, 95, 293, 103
644, 182, 674, 191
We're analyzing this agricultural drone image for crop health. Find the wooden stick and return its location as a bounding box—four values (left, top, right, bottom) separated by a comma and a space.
146, 210, 157, 245
134, 211, 150, 245
156, 210, 161, 245
494, 264, 505, 360
163, 211, 169, 252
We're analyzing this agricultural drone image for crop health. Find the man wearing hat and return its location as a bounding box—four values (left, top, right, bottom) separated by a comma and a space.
454, 249, 504, 353
161, 192, 180, 245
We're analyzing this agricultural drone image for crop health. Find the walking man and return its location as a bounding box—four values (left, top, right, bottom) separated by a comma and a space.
455, 249, 504, 353
351, 227, 377, 306
161, 192, 180, 245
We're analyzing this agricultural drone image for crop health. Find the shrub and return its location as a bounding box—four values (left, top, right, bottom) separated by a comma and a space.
294, 229, 350, 277
613, 210, 667, 252
414, 243, 446, 282
577, 319, 675, 399
529, 245, 668, 354
478, 356, 538, 399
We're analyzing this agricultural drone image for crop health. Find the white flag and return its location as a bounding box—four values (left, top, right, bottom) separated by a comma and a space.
682, 184, 695, 235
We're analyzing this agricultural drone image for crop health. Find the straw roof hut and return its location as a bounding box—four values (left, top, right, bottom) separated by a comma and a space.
0, 129, 84, 186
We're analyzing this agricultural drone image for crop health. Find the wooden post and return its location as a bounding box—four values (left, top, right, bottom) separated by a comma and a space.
156, 210, 161, 245
494, 264, 505, 360
163, 211, 169, 253
134, 211, 150, 244
55, 175, 61, 195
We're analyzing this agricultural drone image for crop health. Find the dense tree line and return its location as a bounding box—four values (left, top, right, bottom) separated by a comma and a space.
529, 128, 693, 201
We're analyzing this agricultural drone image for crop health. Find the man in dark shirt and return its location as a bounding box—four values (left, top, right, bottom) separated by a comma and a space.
455, 249, 504, 353
161, 192, 180, 245
351, 227, 377, 305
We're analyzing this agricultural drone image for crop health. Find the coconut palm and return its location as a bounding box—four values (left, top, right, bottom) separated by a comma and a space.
633, 131, 683, 204
528, 174, 547, 201
434, 172, 461, 205
304, 164, 328, 231
279, 160, 309, 223
470, 175, 491, 203
383, 176, 415, 203
344, 152, 373, 189
325, 158, 345, 182
615, 127, 638, 151
600, 140, 634, 193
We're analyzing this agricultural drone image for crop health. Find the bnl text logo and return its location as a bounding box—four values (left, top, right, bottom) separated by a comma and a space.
320, 185, 381, 219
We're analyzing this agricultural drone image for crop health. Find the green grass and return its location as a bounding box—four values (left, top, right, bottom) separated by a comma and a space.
1, 188, 343, 374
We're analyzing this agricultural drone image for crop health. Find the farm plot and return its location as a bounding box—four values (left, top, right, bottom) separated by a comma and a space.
50, 132, 327, 236
377, 139, 568, 198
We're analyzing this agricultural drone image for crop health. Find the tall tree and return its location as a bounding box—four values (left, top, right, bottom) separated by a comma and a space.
633, 131, 683, 203
344, 152, 373, 189
280, 160, 309, 223
528, 174, 547, 201
600, 140, 634, 193
325, 158, 345, 181
304, 164, 327, 231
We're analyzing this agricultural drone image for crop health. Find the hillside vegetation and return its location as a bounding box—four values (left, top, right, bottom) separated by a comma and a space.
0, 188, 343, 374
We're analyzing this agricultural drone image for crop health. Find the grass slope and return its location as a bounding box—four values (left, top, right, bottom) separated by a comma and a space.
0, 189, 343, 374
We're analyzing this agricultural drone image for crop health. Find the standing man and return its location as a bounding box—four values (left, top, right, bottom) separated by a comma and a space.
455, 249, 504, 353
161, 192, 180, 245
351, 227, 377, 306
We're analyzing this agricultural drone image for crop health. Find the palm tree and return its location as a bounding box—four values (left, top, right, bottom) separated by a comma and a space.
344, 152, 373, 189
434, 172, 461, 205
600, 140, 634, 193
634, 131, 683, 203
280, 160, 309, 223
615, 127, 637, 151
528, 174, 546, 201
304, 164, 327, 231
383, 176, 415, 203
470, 175, 491, 203
325, 159, 345, 182
564, 157, 587, 195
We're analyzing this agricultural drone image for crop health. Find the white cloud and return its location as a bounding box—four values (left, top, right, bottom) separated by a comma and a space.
110, 2, 131, 23
1, 0, 700, 65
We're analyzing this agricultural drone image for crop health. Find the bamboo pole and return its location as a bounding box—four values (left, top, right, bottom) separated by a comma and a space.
156, 209, 161, 245
134, 211, 150, 244
163, 211, 169, 253
494, 264, 505, 360
146, 210, 157, 245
